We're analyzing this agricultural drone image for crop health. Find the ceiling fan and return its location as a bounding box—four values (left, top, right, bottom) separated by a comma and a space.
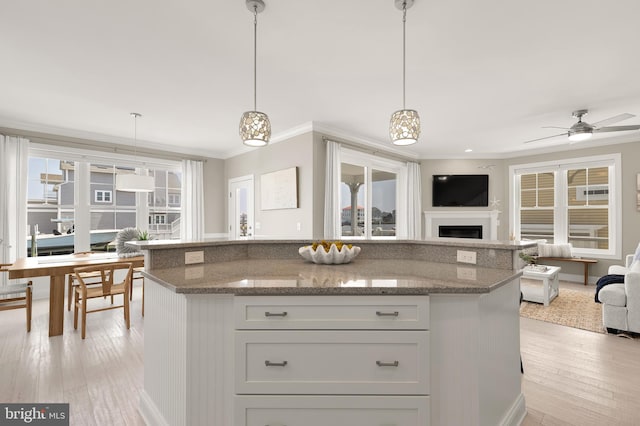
524, 109, 640, 144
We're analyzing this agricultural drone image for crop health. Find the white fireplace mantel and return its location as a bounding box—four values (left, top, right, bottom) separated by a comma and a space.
424, 210, 500, 241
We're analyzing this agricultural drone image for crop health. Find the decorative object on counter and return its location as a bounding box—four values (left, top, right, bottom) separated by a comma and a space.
116, 227, 145, 258
299, 241, 361, 264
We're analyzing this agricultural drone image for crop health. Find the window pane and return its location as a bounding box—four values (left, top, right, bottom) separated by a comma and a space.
568, 166, 609, 207
340, 163, 365, 237
520, 209, 554, 243
371, 169, 396, 237
568, 208, 608, 249
27, 158, 75, 256
519, 172, 555, 242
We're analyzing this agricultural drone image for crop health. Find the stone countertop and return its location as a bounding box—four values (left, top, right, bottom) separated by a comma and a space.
144, 258, 522, 296
129, 238, 536, 251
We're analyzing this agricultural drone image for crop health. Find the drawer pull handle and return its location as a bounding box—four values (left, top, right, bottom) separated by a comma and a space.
264, 311, 288, 317
376, 360, 399, 367
376, 311, 399, 317
265, 360, 288, 367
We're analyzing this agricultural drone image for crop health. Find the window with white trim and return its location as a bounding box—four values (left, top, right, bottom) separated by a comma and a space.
510, 154, 621, 258
339, 149, 406, 239
94, 190, 112, 203
27, 148, 181, 256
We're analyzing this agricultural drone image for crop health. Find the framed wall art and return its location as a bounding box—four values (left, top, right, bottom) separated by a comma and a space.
260, 167, 298, 210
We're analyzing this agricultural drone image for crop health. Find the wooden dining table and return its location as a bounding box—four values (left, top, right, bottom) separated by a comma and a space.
7, 253, 144, 337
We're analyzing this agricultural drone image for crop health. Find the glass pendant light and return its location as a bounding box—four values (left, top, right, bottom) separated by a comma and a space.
115, 113, 154, 192
239, 0, 271, 147
389, 0, 420, 146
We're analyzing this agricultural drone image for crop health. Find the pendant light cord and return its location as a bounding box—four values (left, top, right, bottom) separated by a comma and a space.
402, 1, 407, 109
253, 6, 258, 111
131, 112, 141, 162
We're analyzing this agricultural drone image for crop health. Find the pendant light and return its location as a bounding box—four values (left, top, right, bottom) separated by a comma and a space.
115, 113, 155, 192
389, 0, 420, 146
239, 0, 271, 147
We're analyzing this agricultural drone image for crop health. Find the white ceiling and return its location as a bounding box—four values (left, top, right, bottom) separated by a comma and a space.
2, 0, 640, 160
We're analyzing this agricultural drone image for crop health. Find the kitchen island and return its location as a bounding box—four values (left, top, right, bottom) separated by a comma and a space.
133, 239, 532, 426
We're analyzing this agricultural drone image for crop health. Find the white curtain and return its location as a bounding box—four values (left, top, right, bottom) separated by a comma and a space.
324, 140, 341, 239
180, 159, 204, 241
0, 135, 29, 285
406, 161, 422, 240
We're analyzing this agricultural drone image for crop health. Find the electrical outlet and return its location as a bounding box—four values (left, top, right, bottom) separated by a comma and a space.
296, 222, 301, 231
457, 250, 477, 264
185, 251, 204, 265
184, 266, 204, 280
457, 267, 477, 281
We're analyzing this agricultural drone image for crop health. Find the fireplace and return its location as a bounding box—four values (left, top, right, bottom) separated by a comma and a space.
439, 225, 483, 239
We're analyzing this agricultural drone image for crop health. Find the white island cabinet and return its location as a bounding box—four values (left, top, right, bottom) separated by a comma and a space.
133, 239, 531, 426
234, 296, 430, 425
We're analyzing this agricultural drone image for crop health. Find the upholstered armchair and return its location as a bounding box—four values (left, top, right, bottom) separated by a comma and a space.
599, 255, 640, 334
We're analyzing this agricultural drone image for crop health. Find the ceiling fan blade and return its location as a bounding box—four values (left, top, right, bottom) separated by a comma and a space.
593, 125, 640, 133
542, 126, 569, 130
591, 113, 635, 128
523, 132, 568, 144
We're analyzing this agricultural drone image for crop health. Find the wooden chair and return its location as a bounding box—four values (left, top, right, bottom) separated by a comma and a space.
132, 266, 145, 317
67, 252, 103, 311
73, 263, 133, 339
0, 263, 33, 332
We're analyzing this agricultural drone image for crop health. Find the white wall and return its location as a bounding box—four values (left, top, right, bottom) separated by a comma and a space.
203, 158, 226, 236
224, 132, 316, 239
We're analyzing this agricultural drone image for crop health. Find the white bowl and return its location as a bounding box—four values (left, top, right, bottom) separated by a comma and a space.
299, 244, 361, 264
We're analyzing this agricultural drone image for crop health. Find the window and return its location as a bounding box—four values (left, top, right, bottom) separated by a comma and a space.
339, 149, 405, 239
510, 154, 621, 258
94, 190, 112, 203
27, 150, 181, 256
147, 169, 182, 236
149, 214, 166, 225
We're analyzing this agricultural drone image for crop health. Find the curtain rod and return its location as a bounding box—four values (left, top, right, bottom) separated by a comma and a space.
0, 127, 209, 163
322, 136, 421, 164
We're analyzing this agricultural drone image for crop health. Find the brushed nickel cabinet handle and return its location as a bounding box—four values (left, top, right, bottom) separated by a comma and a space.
376, 311, 399, 317
265, 360, 288, 367
376, 360, 400, 367
264, 311, 288, 317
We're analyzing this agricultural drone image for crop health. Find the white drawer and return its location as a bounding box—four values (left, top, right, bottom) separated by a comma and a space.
235, 330, 429, 395
235, 395, 430, 426
234, 295, 429, 330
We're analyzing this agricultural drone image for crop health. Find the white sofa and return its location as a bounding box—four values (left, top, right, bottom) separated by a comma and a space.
599, 257, 640, 334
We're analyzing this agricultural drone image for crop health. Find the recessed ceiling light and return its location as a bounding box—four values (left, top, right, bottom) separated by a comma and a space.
465, 148, 473, 153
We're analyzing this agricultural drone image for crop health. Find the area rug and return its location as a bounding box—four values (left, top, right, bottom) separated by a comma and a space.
519, 288, 604, 334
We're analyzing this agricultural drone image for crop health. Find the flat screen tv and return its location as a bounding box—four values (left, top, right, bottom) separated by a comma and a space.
432, 174, 489, 207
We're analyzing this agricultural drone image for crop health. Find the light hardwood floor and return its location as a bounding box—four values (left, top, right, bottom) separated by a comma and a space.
1, 281, 639, 425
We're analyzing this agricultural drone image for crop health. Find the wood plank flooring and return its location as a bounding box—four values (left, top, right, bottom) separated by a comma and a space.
1, 281, 639, 425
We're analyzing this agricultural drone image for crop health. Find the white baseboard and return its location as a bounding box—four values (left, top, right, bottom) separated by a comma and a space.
204, 232, 228, 239
558, 272, 597, 285
500, 393, 527, 426
139, 390, 170, 426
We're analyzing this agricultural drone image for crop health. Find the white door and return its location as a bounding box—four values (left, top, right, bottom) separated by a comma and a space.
229, 175, 254, 240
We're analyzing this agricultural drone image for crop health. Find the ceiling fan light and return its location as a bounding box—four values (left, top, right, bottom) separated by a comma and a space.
390, 109, 420, 145
239, 110, 271, 146
568, 130, 592, 143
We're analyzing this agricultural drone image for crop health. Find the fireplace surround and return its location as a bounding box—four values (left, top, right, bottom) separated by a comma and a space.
424, 210, 499, 241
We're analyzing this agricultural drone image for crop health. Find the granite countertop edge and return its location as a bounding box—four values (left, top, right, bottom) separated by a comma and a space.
129, 238, 536, 251
142, 269, 522, 296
